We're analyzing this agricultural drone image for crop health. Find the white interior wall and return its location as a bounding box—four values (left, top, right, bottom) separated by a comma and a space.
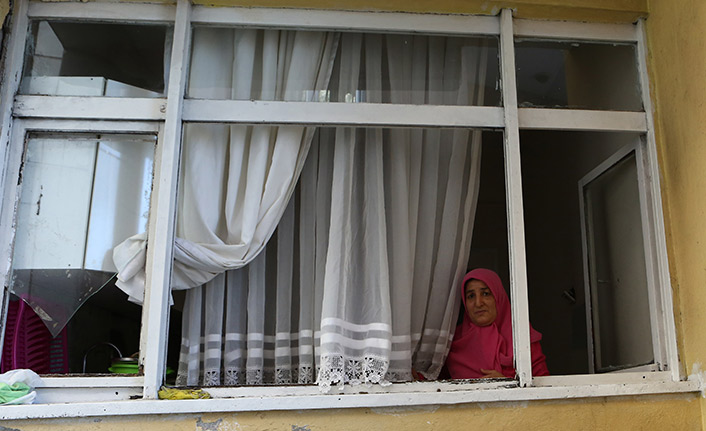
85, 138, 154, 271
13, 139, 96, 269
13, 135, 154, 272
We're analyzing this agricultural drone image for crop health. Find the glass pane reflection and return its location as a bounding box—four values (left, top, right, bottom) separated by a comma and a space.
21, 21, 170, 97
582, 152, 653, 372
187, 27, 500, 106
515, 40, 642, 111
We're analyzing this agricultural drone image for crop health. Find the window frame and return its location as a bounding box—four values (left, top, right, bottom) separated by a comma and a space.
0, 118, 162, 404
0, 0, 692, 420
577, 137, 667, 374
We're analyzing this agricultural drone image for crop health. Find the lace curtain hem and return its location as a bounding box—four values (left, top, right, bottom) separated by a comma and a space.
316, 354, 391, 392
177, 365, 316, 386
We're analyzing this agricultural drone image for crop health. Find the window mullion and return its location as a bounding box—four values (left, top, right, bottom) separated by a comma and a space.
0, 122, 29, 366
500, 9, 532, 387
182, 100, 504, 128
517, 108, 647, 132
191, 5, 500, 35
636, 19, 680, 381
0, 0, 29, 226
14, 96, 166, 120
633, 140, 667, 370
140, 0, 191, 400
27, 1, 176, 23
0, 0, 30, 364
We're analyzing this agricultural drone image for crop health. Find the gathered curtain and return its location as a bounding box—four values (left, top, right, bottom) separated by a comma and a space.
177, 138, 332, 385
113, 28, 338, 301
114, 28, 488, 388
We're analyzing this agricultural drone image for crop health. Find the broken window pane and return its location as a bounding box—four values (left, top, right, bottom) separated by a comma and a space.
20, 21, 170, 97
2, 133, 155, 375
515, 41, 642, 111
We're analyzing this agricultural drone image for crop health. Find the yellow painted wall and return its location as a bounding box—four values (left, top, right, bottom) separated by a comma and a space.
644, 0, 706, 428
1, 0, 9, 30
2, 394, 703, 431
4, 0, 706, 429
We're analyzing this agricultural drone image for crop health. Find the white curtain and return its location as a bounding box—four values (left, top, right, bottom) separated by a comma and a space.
318, 34, 487, 387
113, 28, 338, 302
177, 139, 333, 385
175, 31, 488, 388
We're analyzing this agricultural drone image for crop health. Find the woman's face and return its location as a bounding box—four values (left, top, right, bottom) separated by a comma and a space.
465, 279, 497, 327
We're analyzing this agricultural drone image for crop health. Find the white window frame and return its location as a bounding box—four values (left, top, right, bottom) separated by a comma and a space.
0, 0, 696, 420
0, 118, 162, 405
578, 138, 666, 374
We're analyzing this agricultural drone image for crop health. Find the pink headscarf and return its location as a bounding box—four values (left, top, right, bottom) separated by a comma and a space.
445, 268, 542, 379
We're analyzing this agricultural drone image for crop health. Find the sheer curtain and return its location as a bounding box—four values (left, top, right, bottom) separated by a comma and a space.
318, 34, 487, 387
178, 138, 334, 385
113, 28, 338, 302
174, 31, 488, 388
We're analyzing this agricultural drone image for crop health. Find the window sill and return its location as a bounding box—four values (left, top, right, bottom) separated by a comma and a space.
0, 377, 700, 420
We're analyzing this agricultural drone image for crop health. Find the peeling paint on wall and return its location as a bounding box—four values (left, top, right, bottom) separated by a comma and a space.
196, 417, 222, 431
371, 405, 439, 416
1, 395, 703, 430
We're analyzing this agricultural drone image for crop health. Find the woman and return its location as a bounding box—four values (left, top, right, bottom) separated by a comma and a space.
446, 268, 549, 379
